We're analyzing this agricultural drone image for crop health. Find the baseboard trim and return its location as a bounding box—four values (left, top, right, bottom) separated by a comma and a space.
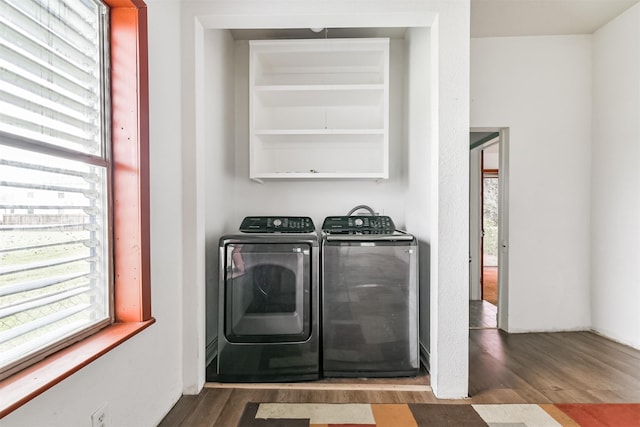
204, 382, 431, 392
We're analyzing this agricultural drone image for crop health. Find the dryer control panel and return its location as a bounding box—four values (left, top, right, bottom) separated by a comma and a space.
240, 216, 315, 233
322, 216, 396, 234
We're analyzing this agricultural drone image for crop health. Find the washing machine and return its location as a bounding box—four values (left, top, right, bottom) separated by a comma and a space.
321, 215, 419, 377
211, 216, 320, 382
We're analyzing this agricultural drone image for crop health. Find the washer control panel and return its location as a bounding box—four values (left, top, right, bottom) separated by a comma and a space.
322, 216, 396, 234
240, 216, 315, 233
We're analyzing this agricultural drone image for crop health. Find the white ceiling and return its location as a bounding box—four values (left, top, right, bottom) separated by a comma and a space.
471, 0, 640, 37
230, 27, 407, 40
230, 0, 640, 41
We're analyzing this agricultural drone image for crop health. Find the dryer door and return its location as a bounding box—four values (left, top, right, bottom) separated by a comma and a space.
223, 242, 311, 343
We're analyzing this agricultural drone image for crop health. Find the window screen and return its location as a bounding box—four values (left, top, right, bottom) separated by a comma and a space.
0, 0, 111, 378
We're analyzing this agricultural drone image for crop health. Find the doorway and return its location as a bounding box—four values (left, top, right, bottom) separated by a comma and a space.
482, 151, 499, 307
469, 129, 509, 330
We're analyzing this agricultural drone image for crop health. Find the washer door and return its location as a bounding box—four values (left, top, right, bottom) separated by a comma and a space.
322, 240, 419, 375
224, 242, 311, 343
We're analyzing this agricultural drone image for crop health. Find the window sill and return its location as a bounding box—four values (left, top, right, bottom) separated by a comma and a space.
0, 319, 155, 419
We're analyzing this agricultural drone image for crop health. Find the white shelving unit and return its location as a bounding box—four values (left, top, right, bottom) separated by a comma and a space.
249, 38, 389, 181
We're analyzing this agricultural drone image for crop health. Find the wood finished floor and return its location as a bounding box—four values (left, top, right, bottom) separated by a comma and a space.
159, 330, 640, 426
469, 300, 497, 329
483, 266, 498, 305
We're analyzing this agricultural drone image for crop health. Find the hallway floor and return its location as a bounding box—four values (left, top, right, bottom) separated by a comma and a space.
470, 300, 497, 329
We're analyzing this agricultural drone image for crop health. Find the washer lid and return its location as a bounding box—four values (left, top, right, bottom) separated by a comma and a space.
239, 216, 315, 233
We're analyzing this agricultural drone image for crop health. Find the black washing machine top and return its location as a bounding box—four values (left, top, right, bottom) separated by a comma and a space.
322, 215, 396, 234
239, 216, 315, 233
322, 215, 414, 243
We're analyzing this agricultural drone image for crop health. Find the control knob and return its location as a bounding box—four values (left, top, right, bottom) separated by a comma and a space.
354, 218, 364, 227
273, 219, 282, 228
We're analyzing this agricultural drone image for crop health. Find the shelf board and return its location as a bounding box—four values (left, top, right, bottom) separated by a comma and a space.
251, 172, 388, 180
254, 129, 385, 136
254, 84, 385, 92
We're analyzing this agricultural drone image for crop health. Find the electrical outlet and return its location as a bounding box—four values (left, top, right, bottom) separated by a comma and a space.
91, 404, 108, 427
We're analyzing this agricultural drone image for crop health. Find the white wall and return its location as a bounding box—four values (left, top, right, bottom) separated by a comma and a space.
471, 35, 592, 332
483, 144, 499, 169
1, 2, 471, 423
203, 29, 237, 362
591, 3, 640, 349
423, 3, 470, 399
1, 1, 185, 425
185, 0, 470, 399
403, 26, 433, 362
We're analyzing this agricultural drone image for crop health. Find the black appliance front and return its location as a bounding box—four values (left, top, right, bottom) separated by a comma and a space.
212, 233, 319, 382
322, 220, 419, 378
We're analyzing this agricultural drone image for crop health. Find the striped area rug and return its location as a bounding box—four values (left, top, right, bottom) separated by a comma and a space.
238, 402, 640, 426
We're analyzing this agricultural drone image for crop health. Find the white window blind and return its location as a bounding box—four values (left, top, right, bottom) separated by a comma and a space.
0, 0, 110, 378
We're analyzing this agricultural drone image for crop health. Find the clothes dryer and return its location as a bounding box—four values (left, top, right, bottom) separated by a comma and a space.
211, 216, 320, 382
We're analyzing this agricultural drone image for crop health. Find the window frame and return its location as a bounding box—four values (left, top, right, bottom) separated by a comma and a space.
0, 0, 153, 417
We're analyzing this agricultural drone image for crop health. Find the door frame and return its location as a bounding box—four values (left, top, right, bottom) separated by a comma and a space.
469, 127, 510, 331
